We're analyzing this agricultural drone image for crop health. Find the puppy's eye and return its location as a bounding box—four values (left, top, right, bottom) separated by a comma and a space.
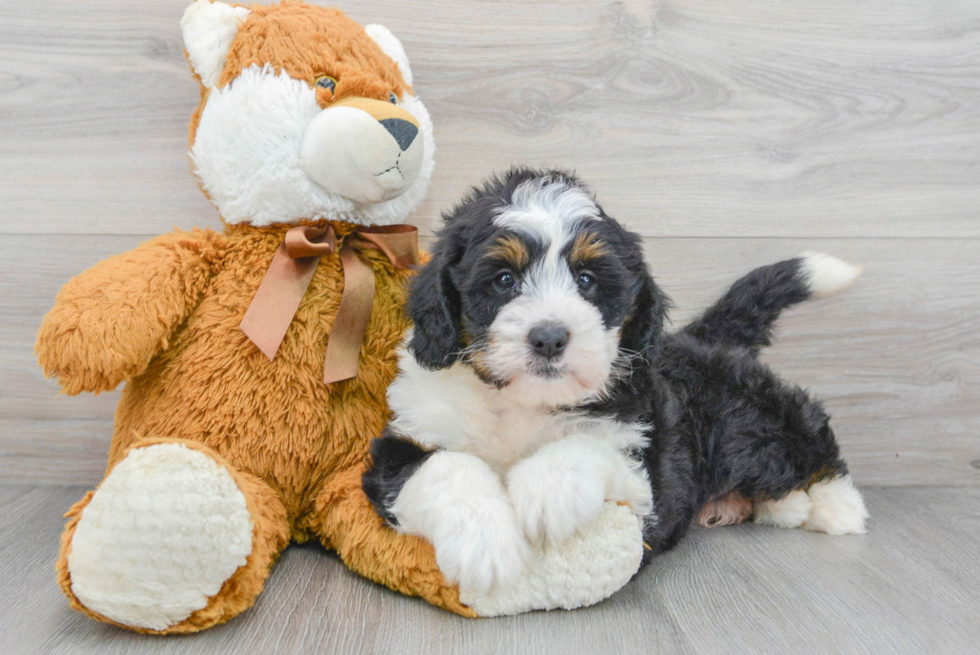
315, 76, 337, 92
388, 91, 398, 105
493, 271, 516, 291
577, 271, 596, 291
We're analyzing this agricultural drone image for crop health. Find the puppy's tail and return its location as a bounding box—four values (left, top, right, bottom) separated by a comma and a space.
681, 252, 861, 353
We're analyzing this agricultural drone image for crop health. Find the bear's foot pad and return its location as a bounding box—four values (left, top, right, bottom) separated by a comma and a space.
459, 501, 643, 617
67, 443, 253, 631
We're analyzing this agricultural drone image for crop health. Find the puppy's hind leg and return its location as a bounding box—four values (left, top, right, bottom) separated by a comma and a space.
754, 489, 813, 530
754, 475, 868, 535
801, 474, 869, 535
697, 490, 752, 528
713, 382, 868, 535
750, 417, 869, 535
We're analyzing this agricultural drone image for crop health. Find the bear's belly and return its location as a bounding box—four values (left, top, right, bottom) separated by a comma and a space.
108, 244, 413, 508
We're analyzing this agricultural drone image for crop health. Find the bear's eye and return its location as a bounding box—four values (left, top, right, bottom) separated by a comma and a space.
315, 76, 337, 92
388, 91, 398, 105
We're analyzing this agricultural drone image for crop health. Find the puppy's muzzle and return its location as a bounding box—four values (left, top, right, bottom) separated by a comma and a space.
528, 322, 570, 361
299, 96, 423, 204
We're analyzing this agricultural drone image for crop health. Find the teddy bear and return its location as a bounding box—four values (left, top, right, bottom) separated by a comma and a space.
35, 0, 644, 633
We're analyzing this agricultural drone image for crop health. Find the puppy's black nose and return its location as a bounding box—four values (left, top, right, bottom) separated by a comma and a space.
379, 118, 418, 151
528, 323, 569, 360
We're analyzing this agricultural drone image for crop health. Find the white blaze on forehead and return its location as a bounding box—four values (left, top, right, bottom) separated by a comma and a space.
493, 177, 602, 300
480, 176, 619, 407
493, 178, 601, 245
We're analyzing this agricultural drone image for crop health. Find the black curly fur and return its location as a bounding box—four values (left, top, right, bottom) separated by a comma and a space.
368, 167, 851, 564
362, 427, 434, 527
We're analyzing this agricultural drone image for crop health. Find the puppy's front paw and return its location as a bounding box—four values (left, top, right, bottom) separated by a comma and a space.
430, 503, 530, 595
507, 456, 606, 546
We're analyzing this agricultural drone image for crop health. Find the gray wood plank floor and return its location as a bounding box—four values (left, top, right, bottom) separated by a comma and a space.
1, 485, 977, 654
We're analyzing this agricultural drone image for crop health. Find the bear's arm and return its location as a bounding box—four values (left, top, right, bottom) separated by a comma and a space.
35, 228, 226, 395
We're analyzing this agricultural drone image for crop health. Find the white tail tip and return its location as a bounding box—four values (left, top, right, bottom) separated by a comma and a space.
799, 251, 862, 298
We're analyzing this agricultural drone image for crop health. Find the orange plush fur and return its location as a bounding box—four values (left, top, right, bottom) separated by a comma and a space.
38, 2, 472, 634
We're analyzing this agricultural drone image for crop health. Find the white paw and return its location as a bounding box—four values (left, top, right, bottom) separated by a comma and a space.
507, 437, 653, 546
508, 455, 607, 546
804, 475, 869, 535
754, 489, 812, 529
387, 451, 530, 594
429, 502, 530, 595
799, 251, 862, 297
68, 443, 253, 631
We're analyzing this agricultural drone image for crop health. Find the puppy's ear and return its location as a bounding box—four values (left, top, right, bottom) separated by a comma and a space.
407, 226, 464, 369
619, 238, 669, 362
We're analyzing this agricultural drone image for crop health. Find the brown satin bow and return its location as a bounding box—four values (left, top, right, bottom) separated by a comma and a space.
240, 224, 420, 384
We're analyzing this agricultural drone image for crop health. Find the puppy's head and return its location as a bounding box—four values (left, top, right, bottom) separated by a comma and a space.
408, 168, 667, 408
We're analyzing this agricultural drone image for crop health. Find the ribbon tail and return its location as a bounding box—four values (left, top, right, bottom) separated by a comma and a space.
241, 242, 321, 361
322, 244, 376, 384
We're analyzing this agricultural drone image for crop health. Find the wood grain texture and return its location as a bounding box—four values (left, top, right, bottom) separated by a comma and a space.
0, 485, 977, 654
3, 235, 978, 486
0, 0, 978, 236
1, 0, 979, 486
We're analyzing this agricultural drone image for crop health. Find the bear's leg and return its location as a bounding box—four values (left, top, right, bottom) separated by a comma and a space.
57, 438, 289, 633
311, 464, 477, 617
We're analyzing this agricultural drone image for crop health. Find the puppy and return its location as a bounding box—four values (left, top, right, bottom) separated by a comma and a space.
363, 168, 868, 595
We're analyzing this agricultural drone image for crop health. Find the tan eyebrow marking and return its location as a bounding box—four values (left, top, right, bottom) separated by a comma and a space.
485, 235, 530, 269
569, 231, 610, 266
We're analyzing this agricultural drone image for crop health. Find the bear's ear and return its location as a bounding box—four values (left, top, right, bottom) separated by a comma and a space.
364, 24, 413, 86
181, 0, 251, 88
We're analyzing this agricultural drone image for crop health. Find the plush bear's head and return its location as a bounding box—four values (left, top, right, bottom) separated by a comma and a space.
182, 0, 434, 227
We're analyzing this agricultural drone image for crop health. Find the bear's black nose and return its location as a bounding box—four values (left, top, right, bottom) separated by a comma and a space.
528, 323, 570, 360
379, 118, 418, 151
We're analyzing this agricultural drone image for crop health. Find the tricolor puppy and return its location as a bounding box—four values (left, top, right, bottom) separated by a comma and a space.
364, 169, 869, 595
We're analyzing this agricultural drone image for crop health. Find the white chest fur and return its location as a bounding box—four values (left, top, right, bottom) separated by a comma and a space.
385, 345, 654, 600
386, 347, 647, 471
